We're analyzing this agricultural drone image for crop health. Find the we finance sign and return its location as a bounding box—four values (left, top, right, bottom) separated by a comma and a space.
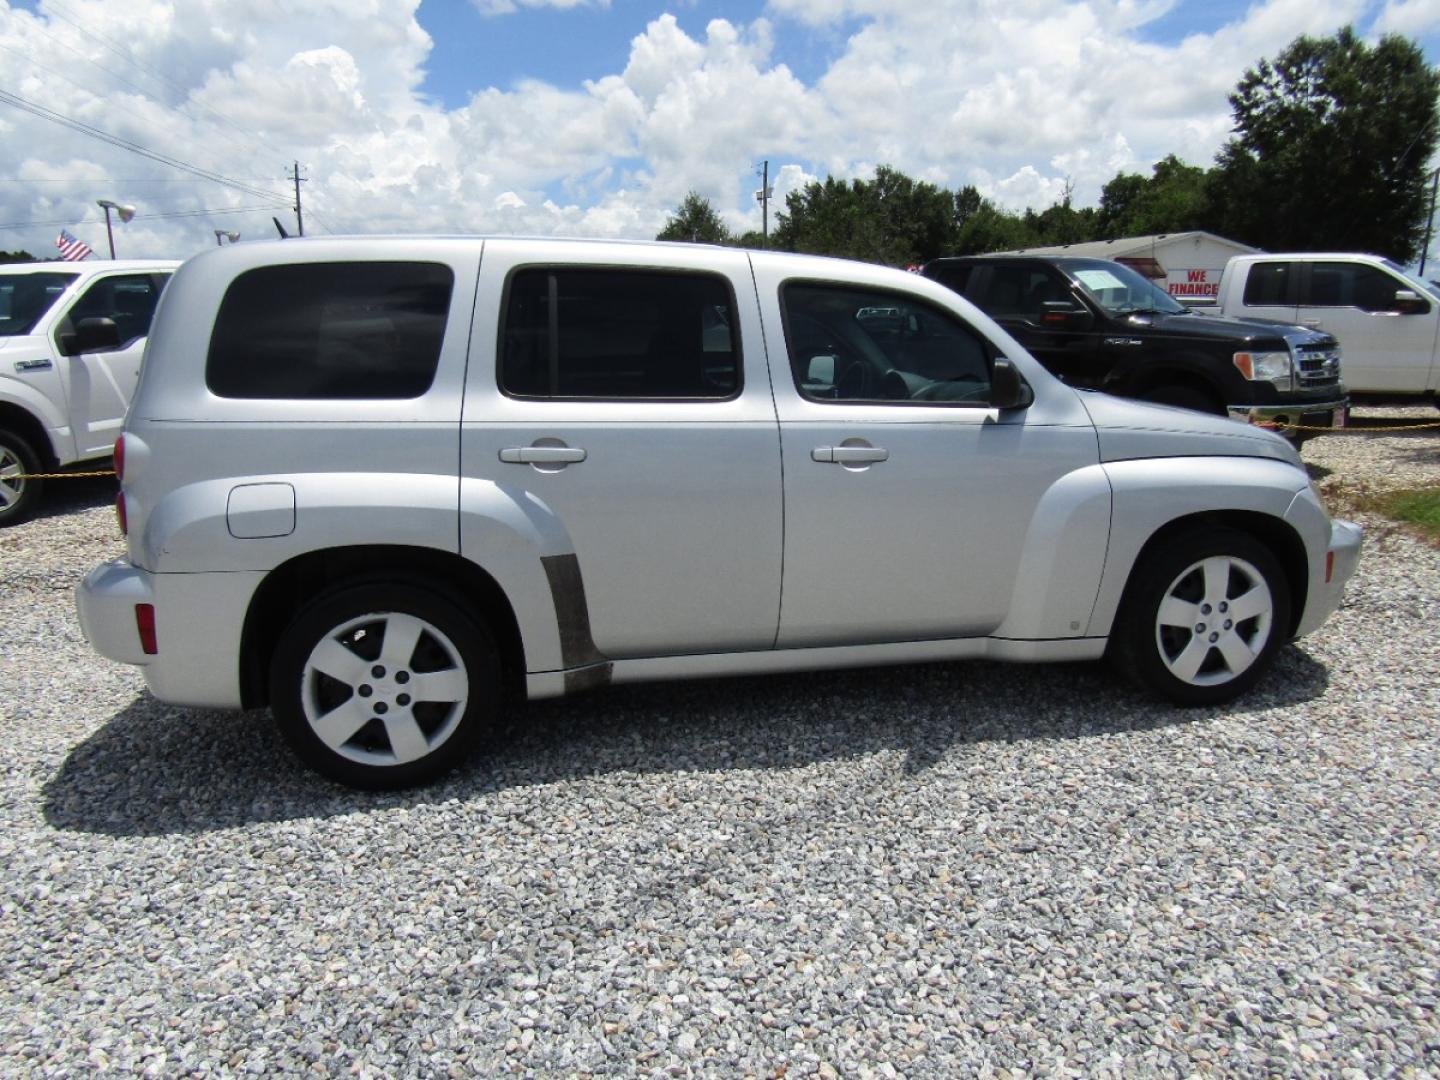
1166, 268, 1221, 299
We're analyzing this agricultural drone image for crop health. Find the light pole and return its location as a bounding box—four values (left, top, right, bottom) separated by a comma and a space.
214, 230, 241, 246
95, 199, 135, 259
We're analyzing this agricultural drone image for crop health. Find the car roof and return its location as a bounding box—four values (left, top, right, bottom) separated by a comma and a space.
1, 259, 181, 273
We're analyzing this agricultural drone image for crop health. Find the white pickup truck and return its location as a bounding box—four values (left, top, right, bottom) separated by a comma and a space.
1206, 253, 1440, 403
0, 259, 178, 525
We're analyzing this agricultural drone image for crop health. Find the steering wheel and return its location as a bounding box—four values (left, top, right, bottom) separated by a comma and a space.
836, 361, 875, 399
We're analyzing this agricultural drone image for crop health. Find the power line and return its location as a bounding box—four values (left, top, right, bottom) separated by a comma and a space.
0, 87, 292, 206
39, 0, 280, 168
0, 204, 285, 232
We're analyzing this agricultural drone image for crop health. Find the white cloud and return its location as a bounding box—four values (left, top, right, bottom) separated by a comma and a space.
0, 0, 1425, 258
1375, 0, 1440, 35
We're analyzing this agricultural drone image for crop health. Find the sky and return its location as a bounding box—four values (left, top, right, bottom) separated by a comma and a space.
1, 0, 1439, 259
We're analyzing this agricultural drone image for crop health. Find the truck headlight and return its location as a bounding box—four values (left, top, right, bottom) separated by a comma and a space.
1233, 350, 1293, 391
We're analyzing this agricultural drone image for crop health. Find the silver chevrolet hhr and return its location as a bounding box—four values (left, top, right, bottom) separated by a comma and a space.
77, 237, 1362, 788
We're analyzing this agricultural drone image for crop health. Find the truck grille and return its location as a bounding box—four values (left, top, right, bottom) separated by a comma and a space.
1294, 343, 1341, 387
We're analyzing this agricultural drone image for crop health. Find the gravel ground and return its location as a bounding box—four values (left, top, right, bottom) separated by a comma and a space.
1, 408, 1437, 1077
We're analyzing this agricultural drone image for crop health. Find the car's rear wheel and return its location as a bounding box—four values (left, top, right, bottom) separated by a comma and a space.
1110, 528, 1290, 706
270, 583, 501, 788
0, 430, 43, 528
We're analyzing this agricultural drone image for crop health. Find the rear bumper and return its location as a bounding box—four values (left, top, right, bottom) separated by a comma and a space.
76, 559, 262, 709
1227, 397, 1349, 438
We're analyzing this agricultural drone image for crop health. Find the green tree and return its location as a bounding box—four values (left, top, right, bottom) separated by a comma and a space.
951, 185, 1035, 254
0, 250, 36, 264
1097, 155, 1212, 237
656, 192, 732, 244
773, 166, 957, 265
1209, 26, 1440, 261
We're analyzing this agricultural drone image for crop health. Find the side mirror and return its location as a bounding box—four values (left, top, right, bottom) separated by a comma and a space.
1040, 300, 1094, 330
806, 355, 837, 385
60, 317, 122, 356
1392, 289, 1429, 315
990, 357, 1034, 410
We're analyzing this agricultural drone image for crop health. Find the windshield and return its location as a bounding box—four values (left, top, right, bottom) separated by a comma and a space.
1064, 258, 1187, 317
0, 272, 78, 337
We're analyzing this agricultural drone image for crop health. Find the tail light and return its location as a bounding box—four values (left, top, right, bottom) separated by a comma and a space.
135, 603, 157, 655
114, 435, 127, 536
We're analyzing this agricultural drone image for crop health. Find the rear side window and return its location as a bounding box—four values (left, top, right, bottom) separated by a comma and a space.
1242, 262, 1293, 306
207, 262, 454, 399
928, 264, 973, 295
499, 268, 739, 399
0, 272, 77, 337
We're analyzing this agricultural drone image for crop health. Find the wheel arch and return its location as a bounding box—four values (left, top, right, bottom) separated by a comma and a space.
0, 400, 58, 468
1113, 361, 1226, 412
1113, 510, 1309, 640
239, 545, 526, 710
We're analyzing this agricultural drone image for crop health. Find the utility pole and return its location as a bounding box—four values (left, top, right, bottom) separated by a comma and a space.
1421, 166, 1439, 276
755, 160, 773, 249
288, 161, 307, 238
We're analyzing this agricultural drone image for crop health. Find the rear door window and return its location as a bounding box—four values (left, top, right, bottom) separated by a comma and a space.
207, 262, 454, 399
1242, 262, 1294, 306
499, 268, 740, 400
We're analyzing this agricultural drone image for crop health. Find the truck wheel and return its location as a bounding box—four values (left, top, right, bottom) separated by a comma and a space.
1109, 528, 1290, 706
1141, 385, 1222, 414
0, 430, 43, 528
269, 583, 502, 788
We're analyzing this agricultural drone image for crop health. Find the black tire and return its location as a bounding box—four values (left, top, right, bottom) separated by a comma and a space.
0, 429, 43, 528
269, 583, 502, 788
1108, 527, 1290, 706
1140, 385, 1222, 415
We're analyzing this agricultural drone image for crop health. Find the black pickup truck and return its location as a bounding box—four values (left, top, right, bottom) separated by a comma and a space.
921, 254, 1348, 442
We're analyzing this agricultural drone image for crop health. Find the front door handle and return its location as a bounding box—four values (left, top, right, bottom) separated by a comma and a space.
812, 446, 888, 464
499, 446, 587, 464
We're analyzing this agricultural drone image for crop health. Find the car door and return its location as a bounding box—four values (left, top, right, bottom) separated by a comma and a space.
1295, 261, 1440, 393
53, 271, 168, 458
753, 266, 1100, 648
973, 262, 1107, 388
459, 241, 783, 661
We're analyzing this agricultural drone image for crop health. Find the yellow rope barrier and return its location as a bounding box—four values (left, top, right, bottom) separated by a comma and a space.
8, 470, 117, 480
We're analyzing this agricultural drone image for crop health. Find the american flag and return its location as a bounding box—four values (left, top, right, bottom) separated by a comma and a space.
55, 229, 93, 261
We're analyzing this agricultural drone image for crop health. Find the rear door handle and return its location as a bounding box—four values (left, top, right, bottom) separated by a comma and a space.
499, 446, 587, 464
812, 446, 888, 464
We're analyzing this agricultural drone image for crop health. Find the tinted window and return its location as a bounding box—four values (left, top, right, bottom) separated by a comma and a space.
62, 274, 166, 347
500, 268, 739, 399
1242, 262, 1293, 306
207, 262, 453, 399
982, 264, 1073, 318
783, 283, 992, 405
1303, 262, 1412, 312
0, 272, 77, 337
928, 264, 973, 295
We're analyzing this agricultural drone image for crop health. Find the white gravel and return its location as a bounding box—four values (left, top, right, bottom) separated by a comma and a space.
1, 407, 1437, 1076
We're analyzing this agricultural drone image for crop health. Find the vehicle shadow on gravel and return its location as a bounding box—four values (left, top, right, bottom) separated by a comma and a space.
42, 646, 1329, 838
34, 472, 117, 518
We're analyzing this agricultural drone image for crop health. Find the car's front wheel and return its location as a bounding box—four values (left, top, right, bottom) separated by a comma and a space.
270, 583, 501, 788
1110, 528, 1291, 706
